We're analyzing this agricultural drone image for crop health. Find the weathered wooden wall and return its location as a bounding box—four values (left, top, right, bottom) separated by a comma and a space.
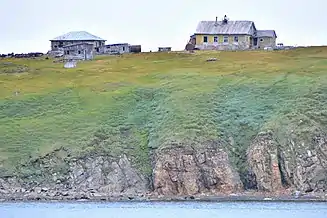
63, 44, 94, 60
100, 44, 130, 54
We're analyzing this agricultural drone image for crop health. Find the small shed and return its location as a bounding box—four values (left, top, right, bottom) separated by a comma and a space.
129, 45, 142, 53
63, 43, 94, 60
101, 43, 130, 55
158, 47, 172, 52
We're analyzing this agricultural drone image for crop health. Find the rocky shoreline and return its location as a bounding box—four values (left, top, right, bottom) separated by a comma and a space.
1, 191, 326, 203
1, 131, 326, 204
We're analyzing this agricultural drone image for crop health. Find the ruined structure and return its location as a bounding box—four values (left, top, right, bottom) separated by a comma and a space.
50, 31, 106, 53
63, 43, 94, 61
129, 45, 142, 53
100, 43, 130, 55
158, 47, 172, 52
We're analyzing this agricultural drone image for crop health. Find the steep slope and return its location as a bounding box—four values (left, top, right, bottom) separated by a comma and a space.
1, 47, 327, 199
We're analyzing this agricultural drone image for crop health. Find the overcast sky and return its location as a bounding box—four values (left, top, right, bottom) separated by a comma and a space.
0, 0, 326, 53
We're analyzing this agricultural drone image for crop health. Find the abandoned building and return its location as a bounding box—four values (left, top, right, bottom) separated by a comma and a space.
191, 15, 277, 50
63, 42, 94, 60
129, 45, 142, 53
50, 31, 106, 52
50, 30, 142, 58
158, 47, 172, 52
100, 43, 130, 54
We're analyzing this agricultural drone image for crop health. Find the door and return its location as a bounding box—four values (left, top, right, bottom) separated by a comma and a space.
253, 38, 258, 47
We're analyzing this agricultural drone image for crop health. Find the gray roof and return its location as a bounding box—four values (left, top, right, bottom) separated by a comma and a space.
51, 31, 106, 41
195, 20, 255, 35
256, 30, 277, 38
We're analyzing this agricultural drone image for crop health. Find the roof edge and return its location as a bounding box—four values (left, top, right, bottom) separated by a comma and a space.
50, 39, 107, 42
256, 30, 277, 38
193, 33, 254, 35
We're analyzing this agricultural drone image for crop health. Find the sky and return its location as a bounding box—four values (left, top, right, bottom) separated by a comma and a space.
0, 0, 326, 53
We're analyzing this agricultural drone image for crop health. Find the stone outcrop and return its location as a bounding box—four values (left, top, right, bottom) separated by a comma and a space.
247, 130, 327, 193
153, 141, 243, 196
247, 131, 283, 192
279, 133, 327, 192
1, 130, 327, 201
0, 153, 149, 199
67, 154, 148, 195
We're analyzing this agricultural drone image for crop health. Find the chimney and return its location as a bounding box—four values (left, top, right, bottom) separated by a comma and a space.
223, 15, 228, 24
214, 16, 218, 26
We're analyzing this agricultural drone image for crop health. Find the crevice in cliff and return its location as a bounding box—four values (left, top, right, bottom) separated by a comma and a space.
277, 144, 291, 188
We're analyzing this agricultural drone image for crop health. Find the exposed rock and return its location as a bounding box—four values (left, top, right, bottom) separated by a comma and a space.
0, 152, 149, 200
0, 129, 326, 200
247, 131, 283, 192
279, 133, 327, 192
206, 58, 218, 62
34, 187, 42, 194
41, 187, 48, 192
248, 130, 327, 193
68, 154, 148, 195
153, 141, 243, 196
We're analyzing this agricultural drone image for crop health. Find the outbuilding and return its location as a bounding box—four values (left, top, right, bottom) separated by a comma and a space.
63, 43, 94, 60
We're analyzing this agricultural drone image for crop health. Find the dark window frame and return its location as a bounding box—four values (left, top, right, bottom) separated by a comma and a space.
223, 36, 229, 43
234, 36, 239, 42
203, 36, 208, 43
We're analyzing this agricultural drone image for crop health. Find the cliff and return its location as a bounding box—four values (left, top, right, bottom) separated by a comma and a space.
1, 47, 327, 200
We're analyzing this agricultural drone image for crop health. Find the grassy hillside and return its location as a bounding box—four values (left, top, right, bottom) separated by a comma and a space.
1, 47, 327, 179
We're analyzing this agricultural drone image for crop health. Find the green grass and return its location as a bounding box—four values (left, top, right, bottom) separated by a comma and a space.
1, 47, 327, 180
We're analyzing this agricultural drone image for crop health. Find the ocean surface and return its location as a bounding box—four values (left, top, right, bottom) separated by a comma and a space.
0, 201, 327, 218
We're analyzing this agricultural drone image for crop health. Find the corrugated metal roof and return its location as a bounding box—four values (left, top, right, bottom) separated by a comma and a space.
256, 30, 277, 38
51, 31, 106, 41
195, 20, 255, 35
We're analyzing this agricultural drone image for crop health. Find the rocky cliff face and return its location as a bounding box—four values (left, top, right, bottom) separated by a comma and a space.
153, 141, 243, 196
247, 131, 283, 192
0, 151, 149, 200
0, 130, 327, 200
247, 130, 327, 193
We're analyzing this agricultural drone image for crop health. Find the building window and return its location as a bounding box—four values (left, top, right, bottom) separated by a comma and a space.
214, 36, 218, 43
78, 51, 81, 54
223, 36, 229, 43
203, 36, 208, 43
122, 46, 125, 51
66, 50, 70, 55
260, 38, 264, 42
234, 36, 239, 42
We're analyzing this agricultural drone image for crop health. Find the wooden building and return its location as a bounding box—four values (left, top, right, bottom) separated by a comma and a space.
192, 15, 277, 50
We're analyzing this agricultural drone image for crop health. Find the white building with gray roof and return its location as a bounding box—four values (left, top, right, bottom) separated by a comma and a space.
50, 31, 106, 52
190, 15, 277, 50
